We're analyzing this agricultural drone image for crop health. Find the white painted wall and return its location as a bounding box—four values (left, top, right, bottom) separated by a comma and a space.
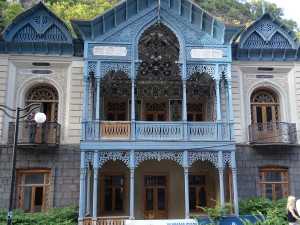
0, 54, 83, 145
232, 61, 298, 143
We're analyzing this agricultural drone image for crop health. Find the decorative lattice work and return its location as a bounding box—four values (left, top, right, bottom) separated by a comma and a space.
256, 22, 276, 38
243, 31, 291, 49
188, 151, 218, 168
98, 151, 130, 168
32, 15, 50, 32
84, 152, 94, 167
26, 85, 58, 102
223, 152, 232, 167
101, 62, 131, 77
219, 64, 228, 79
269, 32, 292, 49
251, 89, 278, 103
101, 70, 131, 97
135, 151, 183, 167
13, 24, 67, 42
243, 32, 265, 49
187, 64, 216, 79
88, 61, 97, 76
137, 23, 180, 81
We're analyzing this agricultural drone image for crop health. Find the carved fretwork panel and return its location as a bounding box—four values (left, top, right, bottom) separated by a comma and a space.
187, 72, 214, 98
187, 73, 215, 121
26, 85, 58, 101
137, 23, 180, 81
137, 82, 182, 99
101, 71, 131, 97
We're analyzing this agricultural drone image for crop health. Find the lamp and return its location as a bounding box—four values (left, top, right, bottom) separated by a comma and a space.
34, 112, 47, 124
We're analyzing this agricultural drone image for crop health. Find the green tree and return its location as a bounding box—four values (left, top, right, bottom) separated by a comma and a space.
0, 2, 24, 31
195, 0, 299, 32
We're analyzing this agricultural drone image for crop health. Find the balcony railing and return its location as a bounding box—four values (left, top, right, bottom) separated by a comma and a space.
83, 216, 128, 225
83, 121, 233, 142
101, 121, 131, 140
9, 121, 61, 146
248, 122, 297, 145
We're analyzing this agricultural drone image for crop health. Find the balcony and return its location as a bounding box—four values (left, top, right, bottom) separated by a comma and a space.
9, 121, 61, 147
248, 122, 297, 145
83, 121, 233, 142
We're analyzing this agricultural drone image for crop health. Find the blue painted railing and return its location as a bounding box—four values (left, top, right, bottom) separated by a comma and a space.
82, 121, 233, 142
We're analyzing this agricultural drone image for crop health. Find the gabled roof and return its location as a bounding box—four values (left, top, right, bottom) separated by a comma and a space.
233, 13, 299, 61
71, 0, 225, 43
0, 2, 83, 56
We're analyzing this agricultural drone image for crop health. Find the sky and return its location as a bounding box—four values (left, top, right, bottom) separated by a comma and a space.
267, 0, 300, 25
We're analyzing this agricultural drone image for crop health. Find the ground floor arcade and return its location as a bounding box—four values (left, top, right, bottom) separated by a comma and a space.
78, 150, 238, 225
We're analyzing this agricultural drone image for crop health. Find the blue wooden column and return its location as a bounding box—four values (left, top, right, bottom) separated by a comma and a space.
131, 63, 136, 140
226, 64, 234, 140
95, 62, 101, 121
78, 152, 87, 224
92, 151, 99, 224
82, 62, 90, 140
231, 151, 239, 215
182, 79, 188, 140
95, 62, 101, 138
218, 151, 225, 208
215, 64, 221, 122
181, 63, 188, 140
129, 150, 135, 219
183, 151, 189, 218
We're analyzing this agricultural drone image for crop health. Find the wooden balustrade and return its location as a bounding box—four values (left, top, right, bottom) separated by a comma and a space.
135, 122, 184, 140
83, 217, 128, 225
101, 121, 131, 140
83, 121, 234, 141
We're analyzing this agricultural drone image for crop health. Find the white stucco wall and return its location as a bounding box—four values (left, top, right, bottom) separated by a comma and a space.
232, 61, 297, 143
0, 55, 9, 144
0, 54, 83, 145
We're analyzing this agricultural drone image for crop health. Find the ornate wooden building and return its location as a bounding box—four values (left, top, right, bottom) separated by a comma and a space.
0, 1, 300, 225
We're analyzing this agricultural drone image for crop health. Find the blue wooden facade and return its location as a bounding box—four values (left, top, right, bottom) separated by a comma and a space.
72, 0, 238, 223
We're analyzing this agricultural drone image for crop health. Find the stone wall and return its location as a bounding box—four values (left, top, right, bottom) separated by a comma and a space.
236, 144, 300, 199
0, 144, 80, 209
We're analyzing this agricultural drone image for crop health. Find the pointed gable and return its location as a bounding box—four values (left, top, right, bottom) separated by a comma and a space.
239, 13, 297, 49
233, 13, 299, 60
1, 2, 78, 55
71, 0, 225, 44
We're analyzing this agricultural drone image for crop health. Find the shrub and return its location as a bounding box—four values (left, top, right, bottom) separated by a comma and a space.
0, 206, 77, 225
240, 197, 287, 225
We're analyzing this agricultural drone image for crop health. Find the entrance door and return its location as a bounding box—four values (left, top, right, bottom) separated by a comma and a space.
144, 175, 168, 219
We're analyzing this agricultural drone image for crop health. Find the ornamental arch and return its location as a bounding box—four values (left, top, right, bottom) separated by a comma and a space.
247, 81, 288, 124
25, 83, 59, 122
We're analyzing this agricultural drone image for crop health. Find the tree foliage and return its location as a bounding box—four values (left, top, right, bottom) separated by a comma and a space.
195, 0, 299, 32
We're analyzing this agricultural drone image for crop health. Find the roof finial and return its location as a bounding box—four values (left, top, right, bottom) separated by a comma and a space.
262, 0, 266, 14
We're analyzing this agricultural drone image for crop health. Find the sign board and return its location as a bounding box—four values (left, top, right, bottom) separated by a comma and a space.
125, 219, 198, 225
197, 215, 262, 225
93, 46, 127, 57
190, 49, 223, 59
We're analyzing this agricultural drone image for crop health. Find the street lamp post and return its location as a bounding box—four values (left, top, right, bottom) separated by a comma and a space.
0, 103, 46, 225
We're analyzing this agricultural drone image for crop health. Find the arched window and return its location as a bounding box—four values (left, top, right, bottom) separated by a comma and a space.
251, 89, 280, 124
26, 84, 59, 122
